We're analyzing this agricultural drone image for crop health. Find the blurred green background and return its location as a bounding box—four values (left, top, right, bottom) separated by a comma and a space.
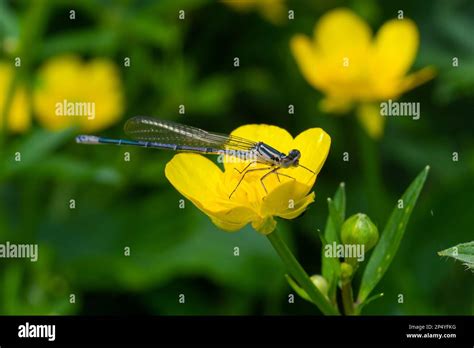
0, 0, 473, 315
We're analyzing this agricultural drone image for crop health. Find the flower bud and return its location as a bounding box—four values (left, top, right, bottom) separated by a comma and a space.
341, 213, 379, 252
310, 274, 329, 297
340, 262, 353, 281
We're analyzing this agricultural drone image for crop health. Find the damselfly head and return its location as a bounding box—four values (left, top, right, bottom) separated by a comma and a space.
281, 149, 301, 168
288, 149, 301, 160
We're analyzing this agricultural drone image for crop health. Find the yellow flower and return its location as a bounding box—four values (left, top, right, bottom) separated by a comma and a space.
165, 124, 331, 234
291, 8, 435, 139
0, 62, 30, 133
33, 55, 123, 132
222, 0, 286, 25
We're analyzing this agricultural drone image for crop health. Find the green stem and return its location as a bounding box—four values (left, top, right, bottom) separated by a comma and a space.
267, 229, 339, 315
356, 122, 388, 222
341, 281, 355, 315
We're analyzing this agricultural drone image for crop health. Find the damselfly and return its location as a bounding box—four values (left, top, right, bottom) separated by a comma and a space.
76, 116, 315, 198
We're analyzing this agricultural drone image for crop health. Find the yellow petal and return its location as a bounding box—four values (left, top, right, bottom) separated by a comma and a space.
258, 0, 286, 25
210, 216, 242, 232
210, 210, 254, 232
356, 103, 385, 140
319, 96, 353, 113
209, 203, 259, 228
260, 180, 315, 219
224, 124, 294, 173
165, 153, 224, 209
278, 192, 315, 219
33, 55, 123, 132
230, 124, 294, 151
289, 127, 331, 186
79, 59, 123, 132
397, 66, 436, 95
370, 19, 419, 82
165, 153, 257, 230
8, 88, 30, 132
314, 8, 372, 82
315, 8, 372, 54
0, 62, 31, 133
290, 35, 326, 90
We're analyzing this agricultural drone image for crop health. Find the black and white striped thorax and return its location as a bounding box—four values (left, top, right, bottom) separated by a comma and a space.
254, 142, 301, 168
255, 142, 284, 164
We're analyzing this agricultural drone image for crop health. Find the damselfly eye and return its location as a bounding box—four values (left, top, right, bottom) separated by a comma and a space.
289, 149, 301, 159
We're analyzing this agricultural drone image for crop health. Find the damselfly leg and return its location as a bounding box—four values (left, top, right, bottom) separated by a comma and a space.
273, 170, 297, 183
233, 160, 258, 174
298, 164, 316, 175
259, 167, 296, 194
229, 166, 271, 198
229, 164, 298, 198
273, 171, 296, 183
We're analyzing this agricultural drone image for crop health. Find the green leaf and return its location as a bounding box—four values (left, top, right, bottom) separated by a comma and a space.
48, 195, 283, 301
321, 182, 345, 302
1, 128, 74, 178
40, 29, 117, 57
358, 166, 430, 303
327, 182, 346, 243
285, 274, 311, 302
318, 229, 340, 304
328, 198, 343, 233
0, 1, 19, 39
438, 241, 474, 272
33, 155, 123, 185
124, 14, 180, 49
355, 293, 384, 314
268, 230, 339, 315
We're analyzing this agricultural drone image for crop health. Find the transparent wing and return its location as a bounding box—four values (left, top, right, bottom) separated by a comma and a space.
124, 116, 257, 150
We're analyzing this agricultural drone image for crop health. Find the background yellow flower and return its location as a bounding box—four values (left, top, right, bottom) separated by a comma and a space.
0, 62, 30, 133
33, 55, 123, 132
165, 124, 331, 234
291, 8, 435, 139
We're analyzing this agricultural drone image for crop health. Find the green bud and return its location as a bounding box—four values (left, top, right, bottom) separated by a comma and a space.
341, 213, 379, 252
310, 274, 329, 297
340, 262, 353, 281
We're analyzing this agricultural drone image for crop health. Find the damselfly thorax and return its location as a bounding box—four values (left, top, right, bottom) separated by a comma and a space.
76, 117, 315, 198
